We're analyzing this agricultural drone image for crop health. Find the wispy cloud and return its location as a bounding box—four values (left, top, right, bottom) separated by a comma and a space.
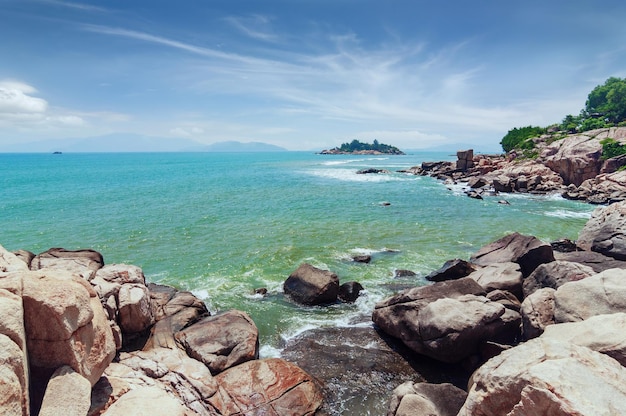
37, 0, 108, 12
223, 14, 279, 42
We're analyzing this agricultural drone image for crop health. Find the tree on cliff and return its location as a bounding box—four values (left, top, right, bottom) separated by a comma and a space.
501, 77, 626, 153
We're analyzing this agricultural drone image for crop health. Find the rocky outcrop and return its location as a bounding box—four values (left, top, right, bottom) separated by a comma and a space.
175, 310, 259, 375
469, 232, 555, 277
30, 247, 104, 280
284, 263, 339, 305
456, 149, 474, 171
387, 381, 467, 416
458, 338, 626, 415
577, 200, 626, 260
564, 170, 626, 204
540, 130, 604, 186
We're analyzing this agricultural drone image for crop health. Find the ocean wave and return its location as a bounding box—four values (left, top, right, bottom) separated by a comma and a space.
306, 168, 412, 182
544, 209, 593, 219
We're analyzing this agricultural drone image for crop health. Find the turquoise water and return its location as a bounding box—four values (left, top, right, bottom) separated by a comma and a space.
0, 152, 595, 351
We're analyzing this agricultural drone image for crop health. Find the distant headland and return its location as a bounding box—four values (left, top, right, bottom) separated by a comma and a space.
319, 139, 405, 155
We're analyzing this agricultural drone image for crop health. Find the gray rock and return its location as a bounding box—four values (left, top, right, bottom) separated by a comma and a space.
39, 366, 91, 416
338, 281, 364, 303
520, 288, 556, 339
577, 200, 626, 260
387, 381, 467, 416
30, 247, 104, 280
467, 262, 523, 300
522, 260, 595, 298
425, 259, 477, 282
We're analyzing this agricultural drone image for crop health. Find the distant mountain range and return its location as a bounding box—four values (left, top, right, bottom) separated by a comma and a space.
0, 134, 288, 153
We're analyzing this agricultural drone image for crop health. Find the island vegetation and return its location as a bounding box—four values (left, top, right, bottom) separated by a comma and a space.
320, 139, 405, 155
501, 77, 626, 160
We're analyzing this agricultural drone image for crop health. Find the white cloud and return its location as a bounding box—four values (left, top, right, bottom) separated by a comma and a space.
170, 126, 205, 137
223, 15, 279, 42
0, 81, 48, 114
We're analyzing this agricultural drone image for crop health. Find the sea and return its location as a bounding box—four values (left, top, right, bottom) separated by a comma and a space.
0, 151, 596, 410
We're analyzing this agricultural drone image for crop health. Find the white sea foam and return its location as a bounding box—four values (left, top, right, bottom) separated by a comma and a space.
259, 344, 283, 359
544, 209, 593, 219
307, 168, 411, 183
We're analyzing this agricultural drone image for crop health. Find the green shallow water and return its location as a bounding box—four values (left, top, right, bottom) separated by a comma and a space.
0, 151, 595, 352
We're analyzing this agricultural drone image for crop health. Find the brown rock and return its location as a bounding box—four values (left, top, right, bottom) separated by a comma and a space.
284, 263, 339, 305
522, 260, 594, 298
467, 262, 523, 300
0, 334, 28, 416
338, 281, 363, 303
209, 358, 323, 416
117, 283, 155, 334
0, 245, 29, 273
21, 269, 115, 385
470, 232, 555, 277
175, 310, 258, 375
101, 386, 188, 416
30, 247, 104, 280
425, 259, 477, 282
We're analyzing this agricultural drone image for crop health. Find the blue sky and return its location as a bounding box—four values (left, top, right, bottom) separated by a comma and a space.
1, 0, 626, 151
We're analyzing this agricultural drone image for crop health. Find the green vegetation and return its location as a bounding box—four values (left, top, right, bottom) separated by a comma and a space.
600, 138, 626, 160
337, 139, 403, 154
500, 126, 547, 153
501, 77, 626, 152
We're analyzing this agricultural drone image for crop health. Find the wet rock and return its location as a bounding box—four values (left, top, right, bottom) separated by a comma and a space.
209, 358, 323, 416
470, 232, 555, 277
175, 309, 258, 375
338, 281, 363, 303
284, 263, 339, 306
550, 238, 578, 253
425, 259, 477, 282
387, 381, 467, 416
522, 260, 594, 298
30, 247, 104, 280
458, 338, 626, 415
393, 269, 416, 278
357, 168, 390, 174
352, 254, 372, 263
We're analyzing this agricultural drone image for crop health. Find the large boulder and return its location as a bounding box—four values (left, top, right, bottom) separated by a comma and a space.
175, 309, 258, 375
30, 247, 104, 280
554, 268, 626, 323
117, 283, 155, 334
577, 200, 626, 260
0, 334, 28, 416
522, 260, 595, 298
38, 366, 91, 416
541, 313, 626, 366
209, 358, 323, 415
20, 269, 116, 385
470, 233, 555, 277
458, 338, 626, 416
467, 262, 523, 300
387, 381, 467, 416
540, 130, 604, 186
284, 263, 339, 305
554, 249, 626, 273
101, 386, 188, 416
520, 288, 556, 339
373, 278, 520, 363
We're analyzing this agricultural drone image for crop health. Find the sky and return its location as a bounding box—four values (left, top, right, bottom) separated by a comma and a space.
1, 0, 626, 152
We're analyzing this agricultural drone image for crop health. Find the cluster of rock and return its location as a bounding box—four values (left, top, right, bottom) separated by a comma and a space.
375, 200, 626, 415
408, 127, 626, 204
284, 263, 363, 305
0, 247, 323, 415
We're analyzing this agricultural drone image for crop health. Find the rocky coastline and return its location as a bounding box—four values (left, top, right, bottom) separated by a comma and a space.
3, 129, 626, 415
403, 127, 626, 205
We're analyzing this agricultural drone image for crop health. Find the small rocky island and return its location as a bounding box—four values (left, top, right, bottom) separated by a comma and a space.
319, 139, 405, 155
